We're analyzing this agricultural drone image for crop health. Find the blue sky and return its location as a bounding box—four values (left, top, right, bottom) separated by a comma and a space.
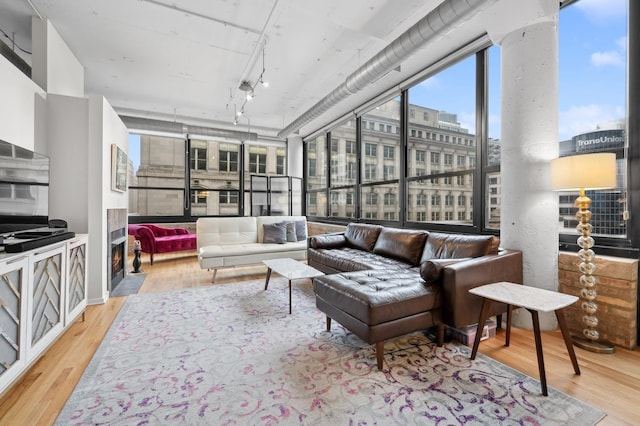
128, 133, 141, 171
411, 0, 627, 142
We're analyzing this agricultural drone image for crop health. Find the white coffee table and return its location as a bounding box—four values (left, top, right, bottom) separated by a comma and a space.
469, 281, 581, 396
263, 258, 324, 314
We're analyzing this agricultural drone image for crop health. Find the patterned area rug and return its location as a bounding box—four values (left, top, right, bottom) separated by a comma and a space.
57, 279, 605, 425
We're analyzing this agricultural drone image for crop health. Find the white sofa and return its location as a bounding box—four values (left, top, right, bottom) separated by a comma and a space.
197, 216, 308, 282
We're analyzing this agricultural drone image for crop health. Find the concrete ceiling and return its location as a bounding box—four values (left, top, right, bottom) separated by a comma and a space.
0, 0, 495, 138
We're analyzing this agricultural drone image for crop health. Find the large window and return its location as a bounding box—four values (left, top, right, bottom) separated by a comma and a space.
128, 134, 186, 218
327, 120, 357, 219
128, 133, 286, 220
407, 55, 476, 226
190, 142, 207, 171
219, 143, 239, 172
248, 146, 267, 174
557, 1, 628, 241
360, 98, 401, 222
303, 0, 634, 254
306, 135, 327, 217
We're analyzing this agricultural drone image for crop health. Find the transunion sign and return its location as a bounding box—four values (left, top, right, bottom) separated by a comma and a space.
574, 129, 624, 152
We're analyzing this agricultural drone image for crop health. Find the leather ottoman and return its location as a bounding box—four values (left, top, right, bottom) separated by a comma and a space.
312, 269, 444, 370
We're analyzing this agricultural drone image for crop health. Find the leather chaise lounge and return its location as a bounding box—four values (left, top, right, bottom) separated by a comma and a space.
309, 223, 523, 370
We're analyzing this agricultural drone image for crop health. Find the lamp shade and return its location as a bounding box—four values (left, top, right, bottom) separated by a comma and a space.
550, 153, 617, 191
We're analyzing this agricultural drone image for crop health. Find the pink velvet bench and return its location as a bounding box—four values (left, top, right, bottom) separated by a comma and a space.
128, 224, 197, 265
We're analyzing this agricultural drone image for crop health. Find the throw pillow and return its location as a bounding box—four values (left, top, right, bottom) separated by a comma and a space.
420, 258, 472, 284
309, 233, 347, 249
263, 222, 287, 244
284, 221, 297, 242
294, 220, 307, 241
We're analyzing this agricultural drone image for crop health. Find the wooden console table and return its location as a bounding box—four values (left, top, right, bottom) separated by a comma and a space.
469, 281, 581, 396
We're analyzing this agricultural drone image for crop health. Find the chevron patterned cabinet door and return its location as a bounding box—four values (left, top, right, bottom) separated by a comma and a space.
66, 236, 88, 324
28, 244, 66, 359
0, 256, 28, 388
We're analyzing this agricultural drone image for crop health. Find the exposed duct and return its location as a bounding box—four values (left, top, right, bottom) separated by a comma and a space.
120, 116, 258, 141
277, 0, 496, 138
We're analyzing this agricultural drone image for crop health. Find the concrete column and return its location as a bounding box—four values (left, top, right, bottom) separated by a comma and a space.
287, 135, 303, 178
500, 19, 559, 330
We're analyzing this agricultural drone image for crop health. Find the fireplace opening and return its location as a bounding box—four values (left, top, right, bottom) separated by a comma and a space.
107, 208, 128, 293
111, 237, 125, 289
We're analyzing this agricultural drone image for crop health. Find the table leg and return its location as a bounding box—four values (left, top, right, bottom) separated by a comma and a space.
555, 309, 581, 375
528, 309, 548, 396
288, 279, 292, 314
471, 298, 492, 360
264, 267, 272, 290
505, 304, 513, 347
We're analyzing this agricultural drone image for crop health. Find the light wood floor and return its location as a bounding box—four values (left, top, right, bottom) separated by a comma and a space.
1, 251, 638, 425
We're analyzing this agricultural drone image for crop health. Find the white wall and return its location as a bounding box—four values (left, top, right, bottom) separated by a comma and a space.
287, 135, 303, 178
32, 17, 84, 97
0, 55, 45, 150
47, 95, 128, 305
98, 96, 129, 212
47, 94, 90, 232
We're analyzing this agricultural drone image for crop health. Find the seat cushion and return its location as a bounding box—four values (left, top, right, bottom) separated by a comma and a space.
154, 234, 197, 253
313, 270, 441, 326
308, 247, 413, 273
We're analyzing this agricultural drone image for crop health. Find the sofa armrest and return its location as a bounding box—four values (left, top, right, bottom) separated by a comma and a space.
440, 249, 523, 328
129, 225, 158, 254
308, 232, 347, 249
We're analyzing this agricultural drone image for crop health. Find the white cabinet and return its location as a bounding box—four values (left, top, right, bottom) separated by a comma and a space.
0, 235, 88, 396
0, 256, 29, 393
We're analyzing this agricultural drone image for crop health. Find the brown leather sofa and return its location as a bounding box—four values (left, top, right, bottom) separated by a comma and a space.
309, 223, 523, 369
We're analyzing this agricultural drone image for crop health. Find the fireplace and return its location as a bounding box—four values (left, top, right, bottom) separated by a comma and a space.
107, 208, 127, 292
110, 228, 126, 288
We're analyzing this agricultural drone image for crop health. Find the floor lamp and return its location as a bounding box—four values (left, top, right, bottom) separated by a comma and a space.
550, 152, 617, 353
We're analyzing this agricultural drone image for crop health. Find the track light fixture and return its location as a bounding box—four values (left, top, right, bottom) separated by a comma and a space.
230, 48, 269, 124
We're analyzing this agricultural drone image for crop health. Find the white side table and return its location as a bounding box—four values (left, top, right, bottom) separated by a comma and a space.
469, 281, 581, 396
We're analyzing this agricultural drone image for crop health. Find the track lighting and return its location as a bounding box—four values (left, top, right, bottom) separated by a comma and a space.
230, 48, 270, 124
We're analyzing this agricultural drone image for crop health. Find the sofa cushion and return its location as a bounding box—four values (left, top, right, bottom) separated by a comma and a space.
263, 222, 287, 244
308, 247, 413, 273
284, 222, 297, 242
420, 232, 496, 263
373, 228, 428, 266
295, 220, 308, 241
344, 223, 383, 252
419, 258, 472, 284
196, 217, 258, 249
